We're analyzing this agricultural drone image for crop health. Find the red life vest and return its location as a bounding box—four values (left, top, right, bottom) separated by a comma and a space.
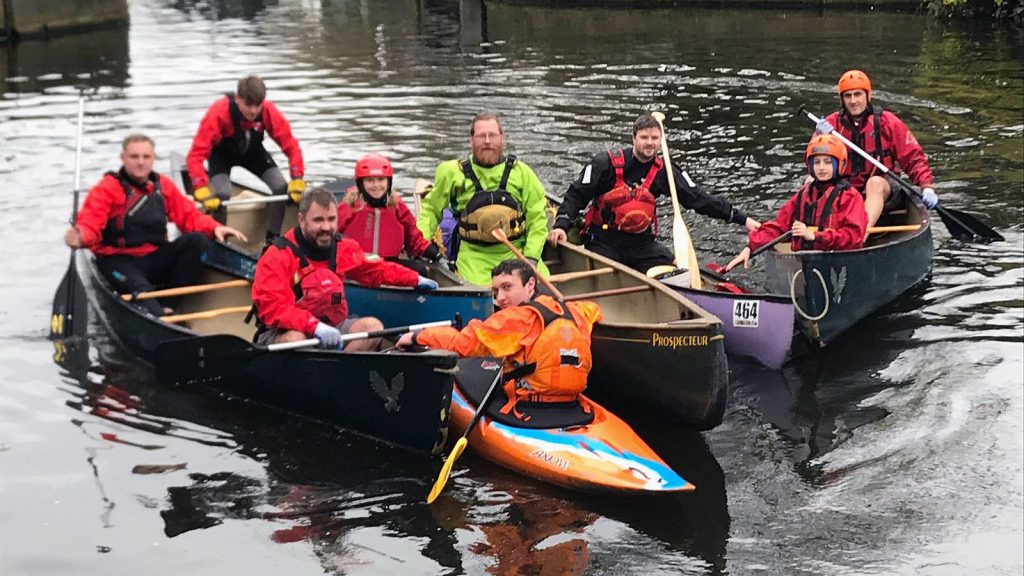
339, 187, 407, 259
273, 233, 348, 326
583, 149, 662, 234
794, 179, 853, 251
214, 93, 266, 159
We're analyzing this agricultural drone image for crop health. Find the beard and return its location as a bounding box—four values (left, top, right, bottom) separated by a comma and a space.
473, 146, 503, 167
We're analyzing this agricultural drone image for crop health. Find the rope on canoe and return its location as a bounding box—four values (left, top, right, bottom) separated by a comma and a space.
790, 268, 829, 322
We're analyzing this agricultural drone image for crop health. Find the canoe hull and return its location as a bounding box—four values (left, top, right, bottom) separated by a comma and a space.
76, 250, 456, 454
765, 202, 934, 347
545, 242, 729, 430
663, 279, 795, 370
450, 362, 692, 494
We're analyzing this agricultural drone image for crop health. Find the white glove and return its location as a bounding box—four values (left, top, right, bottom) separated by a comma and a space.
314, 322, 342, 349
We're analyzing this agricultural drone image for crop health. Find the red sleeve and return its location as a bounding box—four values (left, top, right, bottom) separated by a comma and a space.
748, 192, 799, 251
336, 238, 420, 287
337, 202, 356, 231
261, 101, 304, 180
75, 175, 122, 247
395, 198, 431, 257
252, 245, 320, 336
814, 188, 866, 251
186, 98, 231, 190
160, 175, 219, 236
882, 111, 933, 187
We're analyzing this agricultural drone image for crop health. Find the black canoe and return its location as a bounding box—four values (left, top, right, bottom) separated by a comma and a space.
544, 242, 728, 430
74, 248, 458, 455
764, 198, 934, 348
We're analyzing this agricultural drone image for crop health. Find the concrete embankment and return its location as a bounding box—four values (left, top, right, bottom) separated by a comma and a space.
2, 0, 128, 42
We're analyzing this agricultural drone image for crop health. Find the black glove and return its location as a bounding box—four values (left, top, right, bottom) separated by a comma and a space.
422, 243, 442, 263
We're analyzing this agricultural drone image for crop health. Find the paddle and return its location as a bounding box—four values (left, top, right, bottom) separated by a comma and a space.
426, 365, 504, 504
50, 97, 87, 340
798, 106, 1003, 243
650, 111, 703, 289
492, 229, 565, 300
718, 231, 795, 274
155, 319, 453, 386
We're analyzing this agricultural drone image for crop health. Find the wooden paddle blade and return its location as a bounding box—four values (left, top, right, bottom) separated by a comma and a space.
426, 437, 468, 504
937, 205, 1004, 243
153, 334, 255, 386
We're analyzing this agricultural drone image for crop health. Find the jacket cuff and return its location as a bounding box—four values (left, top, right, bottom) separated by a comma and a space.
553, 214, 572, 231
730, 209, 748, 226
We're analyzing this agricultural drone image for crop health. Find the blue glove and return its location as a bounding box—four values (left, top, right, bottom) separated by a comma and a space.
416, 276, 439, 290
314, 322, 342, 349
816, 118, 835, 134
921, 187, 938, 209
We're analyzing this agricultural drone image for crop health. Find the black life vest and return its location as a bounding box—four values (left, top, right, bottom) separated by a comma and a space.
583, 148, 663, 234
840, 105, 889, 178
214, 93, 265, 158
101, 170, 168, 248
455, 156, 526, 245
795, 179, 852, 250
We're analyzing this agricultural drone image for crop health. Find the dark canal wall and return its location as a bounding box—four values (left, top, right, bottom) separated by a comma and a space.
1, 0, 128, 42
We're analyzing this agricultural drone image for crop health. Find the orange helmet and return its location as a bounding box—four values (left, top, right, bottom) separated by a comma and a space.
805, 134, 848, 179
837, 69, 871, 101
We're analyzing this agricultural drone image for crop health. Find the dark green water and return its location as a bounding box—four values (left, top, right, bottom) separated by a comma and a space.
1, 1, 1021, 574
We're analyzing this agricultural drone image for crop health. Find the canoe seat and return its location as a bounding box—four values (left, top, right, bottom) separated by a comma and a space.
455, 358, 594, 430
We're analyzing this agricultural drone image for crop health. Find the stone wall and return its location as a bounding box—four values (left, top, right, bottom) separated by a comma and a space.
3, 0, 128, 40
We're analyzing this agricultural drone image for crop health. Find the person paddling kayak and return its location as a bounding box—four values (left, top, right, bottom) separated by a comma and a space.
397, 259, 601, 418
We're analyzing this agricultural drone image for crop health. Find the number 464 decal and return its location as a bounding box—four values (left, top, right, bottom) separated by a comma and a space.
732, 300, 760, 328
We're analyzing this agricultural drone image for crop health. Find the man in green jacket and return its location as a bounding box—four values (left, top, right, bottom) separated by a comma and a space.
417, 113, 550, 285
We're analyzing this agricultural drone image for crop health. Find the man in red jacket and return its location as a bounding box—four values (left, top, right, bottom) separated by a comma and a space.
64, 134, 247, 316
815, 69, 937, 231
251, 187, 439, 352
186, 75, 305, 241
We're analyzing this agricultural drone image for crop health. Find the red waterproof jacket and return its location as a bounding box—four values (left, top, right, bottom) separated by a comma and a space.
252, 227, 419, 336
823, 108, 933, 190
186, 96, 305, 189
337, 194, 432, 259
748, 180, 867, 252
75, 171, 219, 258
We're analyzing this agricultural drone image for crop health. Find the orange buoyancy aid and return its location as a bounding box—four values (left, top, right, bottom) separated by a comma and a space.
583, 148, 663, 234
500, 296, 598, 414
274, 234, 349, 326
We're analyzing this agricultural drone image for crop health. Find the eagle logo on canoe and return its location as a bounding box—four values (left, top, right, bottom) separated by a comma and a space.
831, 267, 847, 304
370, 371, 404, 413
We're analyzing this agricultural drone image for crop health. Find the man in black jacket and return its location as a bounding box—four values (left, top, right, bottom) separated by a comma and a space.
549, 114, 760, 273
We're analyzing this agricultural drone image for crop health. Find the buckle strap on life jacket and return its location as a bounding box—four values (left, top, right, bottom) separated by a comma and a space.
459, 155, 517, 196
796, 179, 851, 250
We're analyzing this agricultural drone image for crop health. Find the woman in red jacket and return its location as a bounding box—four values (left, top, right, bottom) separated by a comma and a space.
727, 134, 867, 270
337, 154, 441, 275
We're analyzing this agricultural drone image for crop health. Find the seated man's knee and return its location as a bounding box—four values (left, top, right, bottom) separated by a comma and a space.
865, 176, 892, 198
349, 316, 384, 333
178, 231, 211, 253
273, 330, 308, 344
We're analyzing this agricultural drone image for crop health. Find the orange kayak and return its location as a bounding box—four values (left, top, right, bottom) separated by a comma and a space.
450, 358, 694, 494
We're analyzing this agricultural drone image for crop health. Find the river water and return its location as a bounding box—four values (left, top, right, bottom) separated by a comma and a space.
1, 1, 1022, 574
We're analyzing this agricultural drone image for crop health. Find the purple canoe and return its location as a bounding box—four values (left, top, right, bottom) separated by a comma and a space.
660, 272, 794, 370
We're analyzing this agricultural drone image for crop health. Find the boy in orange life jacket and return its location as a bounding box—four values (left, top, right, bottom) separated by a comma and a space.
251, 188, 439, 352
396, 259, 602, 410
337, 154, 442, 276
727, 134, 867, 270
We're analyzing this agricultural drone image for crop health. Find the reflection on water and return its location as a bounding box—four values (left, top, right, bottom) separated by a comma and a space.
2, 0, 1021, 574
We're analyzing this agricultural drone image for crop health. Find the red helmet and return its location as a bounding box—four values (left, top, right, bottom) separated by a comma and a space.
837, 69, 871, 101
355, 154, 394, 179
805, 134, 848, 178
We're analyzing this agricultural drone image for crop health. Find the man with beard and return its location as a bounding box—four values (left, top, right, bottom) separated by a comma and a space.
814, 69, 937, 231
417, 113, 551, 285
64, 134, 248, 317
251, 188, 438, 352
548, 114, 760, 274
186, 75, 305, 242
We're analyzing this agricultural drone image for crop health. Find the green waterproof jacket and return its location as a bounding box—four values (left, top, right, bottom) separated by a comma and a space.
417, 155, 550, 285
